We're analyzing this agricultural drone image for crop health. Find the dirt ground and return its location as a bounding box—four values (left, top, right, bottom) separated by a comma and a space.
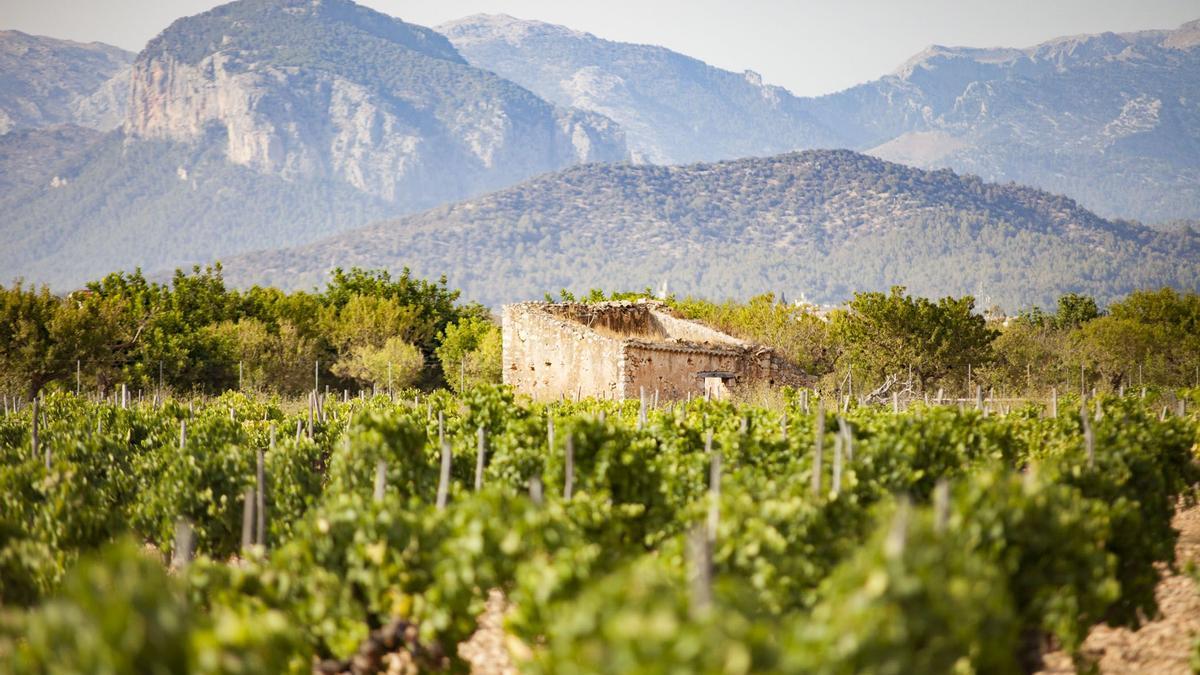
1039, 503, 1200, 674
459, 589, 518, 675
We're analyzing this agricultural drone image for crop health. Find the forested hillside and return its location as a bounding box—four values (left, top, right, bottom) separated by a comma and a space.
220, 150, 1200, 309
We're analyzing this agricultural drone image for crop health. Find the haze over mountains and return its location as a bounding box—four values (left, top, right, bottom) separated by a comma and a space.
220, 150, 1200, 309
1, 0, 1198, 306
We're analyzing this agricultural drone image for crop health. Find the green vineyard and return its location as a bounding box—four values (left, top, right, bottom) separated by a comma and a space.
1, 385, 1197, 673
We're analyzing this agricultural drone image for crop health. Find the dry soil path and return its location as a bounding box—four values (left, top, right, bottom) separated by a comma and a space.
1039, 503, 1200, 674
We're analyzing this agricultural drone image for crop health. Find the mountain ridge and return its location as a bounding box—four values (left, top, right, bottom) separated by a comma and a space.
216, 149, 1200, 309
0, 30, 133, 134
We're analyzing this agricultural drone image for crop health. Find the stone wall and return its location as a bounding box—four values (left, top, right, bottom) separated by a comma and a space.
502, 303, 625, 401
621, 342, 746, 399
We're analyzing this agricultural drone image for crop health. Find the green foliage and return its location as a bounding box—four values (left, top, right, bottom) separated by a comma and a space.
523, 554, 779, 675
129, 414, 255, 560
784, 505, 1021, 675
672, 293, 833, 374
1054, 293, 1101, 329
948, 469, 1119, 658
0, 375, 1196, 671
435, 315, 503, 393
325, 410, 433, 502
0, 266, 489, 397
0, 538, 304, 674
832, 286, 996, 391
331, 336, 424, 390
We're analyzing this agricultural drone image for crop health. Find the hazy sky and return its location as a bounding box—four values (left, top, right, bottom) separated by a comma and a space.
2, 0, 1197, 95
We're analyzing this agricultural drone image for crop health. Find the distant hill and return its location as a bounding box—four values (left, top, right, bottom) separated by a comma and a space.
443, 16, 1200, 223
218, 150, 1200, 309
0, 0, 628, 289
0, 31, 132, 133
439, 14, 844, 164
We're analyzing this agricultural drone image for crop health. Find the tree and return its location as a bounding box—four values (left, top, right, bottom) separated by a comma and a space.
1070, 288, 1200, 389
831, 287, 996, 393
984, 315, 1072, 393
435, 316, 502, 393
331, 337, 425, 391
1053, 293, 1100, 329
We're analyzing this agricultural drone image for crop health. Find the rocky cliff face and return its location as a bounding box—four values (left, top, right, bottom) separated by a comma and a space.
439, 14, 843, 164
124, 0, 626, 205
0, 31, 132, 134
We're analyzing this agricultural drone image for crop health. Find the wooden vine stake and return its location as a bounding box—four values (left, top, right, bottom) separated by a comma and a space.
307, 392, 314, 439
933, 480, 950, 533
172, 519, 194, 570
32, 398, 44, 467
436, 440, 451, 510
241, 488, 255, 554
812, 411, 825, 497
839, 416, 855, 463
832, 433, 843, 496
688, 524, 713, 616
885, 498, 911, 559
1080, 398, 1095, 469
707, 429, 720, 546
475, 426, 486, 492
564, 434, 575, 501
373, 459, 387, 502
256, 445, 266, 547
529, 474, 543, 505
1050, 388, 1058, 419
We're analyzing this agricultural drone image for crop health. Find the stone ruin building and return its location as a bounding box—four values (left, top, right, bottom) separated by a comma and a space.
501, 300, 807, 401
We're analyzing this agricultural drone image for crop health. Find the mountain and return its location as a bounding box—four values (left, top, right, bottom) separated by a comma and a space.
0, 0, 627, 289
822, 20, 1200, 223
0, 31, 133, 133
218, 150, 1200, 309
438, 14, 845, 164
442, 15, 1200, 223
